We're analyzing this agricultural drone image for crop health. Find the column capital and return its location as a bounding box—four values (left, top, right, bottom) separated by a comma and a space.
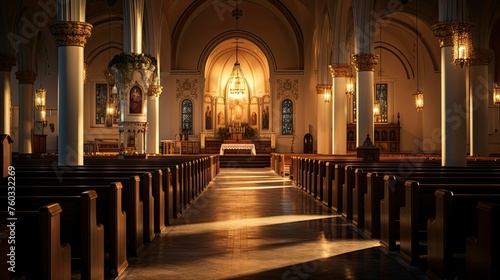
0, 53, 16, 72
15, 70, 37, 84
431, 22, 454, 48
328, 64, 352, 78
148, 84, 163, 98
470, 48, 492, 66
351, 53, 379, 72
315, 84, 331, 95
50, 21, 93, 47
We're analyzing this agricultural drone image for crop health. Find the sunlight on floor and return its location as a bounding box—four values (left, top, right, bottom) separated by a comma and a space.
168, 214, 341, 235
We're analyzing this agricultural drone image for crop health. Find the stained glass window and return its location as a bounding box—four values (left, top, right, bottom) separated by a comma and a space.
281, 99, 293, 135
182, 99, 193, 134
351, 84, 388, 123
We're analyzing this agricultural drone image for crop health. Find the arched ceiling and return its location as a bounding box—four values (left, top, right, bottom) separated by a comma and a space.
204, 37, 270, 96
171, 0, 305, 71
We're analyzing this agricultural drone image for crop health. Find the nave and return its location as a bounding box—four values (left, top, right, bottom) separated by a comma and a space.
118, 168, 428, 280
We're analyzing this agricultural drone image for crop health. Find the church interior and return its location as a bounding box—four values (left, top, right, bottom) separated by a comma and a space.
1, 0, 500, 279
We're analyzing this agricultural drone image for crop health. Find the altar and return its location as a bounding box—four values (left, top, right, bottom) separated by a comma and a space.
220, 143, 256, 155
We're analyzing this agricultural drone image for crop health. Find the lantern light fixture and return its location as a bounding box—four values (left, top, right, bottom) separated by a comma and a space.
493, 83, 500, 107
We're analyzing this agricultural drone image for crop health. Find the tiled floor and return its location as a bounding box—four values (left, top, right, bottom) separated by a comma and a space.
117, 168, 429, 280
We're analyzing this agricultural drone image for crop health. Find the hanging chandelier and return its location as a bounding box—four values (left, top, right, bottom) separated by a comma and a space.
106, 8, 118, 126
493, 83, 500, 107
228, 3, 246, 95
323, 87, 331, 103
414, 0, 424, 111
451, 1, 473, 69
413, 90, 424, 111
35, 86, 46, 109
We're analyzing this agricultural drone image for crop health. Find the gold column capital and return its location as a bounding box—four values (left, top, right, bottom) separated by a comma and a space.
50, 21, 93, 47
431, 22, 454, 48
328, 64, 352, 78
315, 84, 331, 95
0, 53, 16, 72
351, 53, 379, 72
15, 70, 37, 84
470, 48, 492, 66
148, 84, 163, 98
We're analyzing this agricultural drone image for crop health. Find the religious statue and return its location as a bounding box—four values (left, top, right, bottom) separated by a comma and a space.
217, 111, 225, 125
262, 106, 269, 129
251, 111, 257, 125
205, 106, 212, 130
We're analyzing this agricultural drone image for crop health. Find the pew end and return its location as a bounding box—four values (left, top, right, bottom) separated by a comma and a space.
465, 201, 500, 280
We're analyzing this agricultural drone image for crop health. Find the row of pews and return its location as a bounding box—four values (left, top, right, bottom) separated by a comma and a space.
270, 153, 500, 280
0, 154, 220, 280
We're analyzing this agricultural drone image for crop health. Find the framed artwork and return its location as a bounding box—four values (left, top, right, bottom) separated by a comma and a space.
129, 85, 143, 114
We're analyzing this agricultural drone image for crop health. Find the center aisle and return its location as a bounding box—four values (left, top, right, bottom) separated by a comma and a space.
117, 168, 428, 280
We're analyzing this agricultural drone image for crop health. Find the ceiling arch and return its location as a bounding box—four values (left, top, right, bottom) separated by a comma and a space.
171, 0, 304, 71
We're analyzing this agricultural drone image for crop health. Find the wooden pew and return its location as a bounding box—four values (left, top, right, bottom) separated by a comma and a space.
380, 174, 500, 252
363, 171, 384, 238
426, 190, 500, 280
10, 175, 144, 258
0, 204, 71, 280
1, 191, 104, 279
465, 201, 500, 280
0, 226, 9, 280
399, 181, 500, 266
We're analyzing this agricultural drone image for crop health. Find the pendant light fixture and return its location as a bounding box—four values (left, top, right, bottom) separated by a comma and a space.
228, 2, 246, 95
413, 0, 424, 111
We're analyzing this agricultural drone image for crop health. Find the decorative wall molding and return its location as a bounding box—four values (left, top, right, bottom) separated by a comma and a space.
176, 78, 199, 100
276, 78, 299, 100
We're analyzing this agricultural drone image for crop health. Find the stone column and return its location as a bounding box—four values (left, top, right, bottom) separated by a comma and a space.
432, 22, 467, 166
0, 54, 16, 135
351, 54, 378, 147
123, 0, 144, 53
316, 84, 331, 154
329, 64, 350, 154
50, 21, 92, 165
148, 84, 162, 154
15, 70, 36, 153
469, 49, 491, 156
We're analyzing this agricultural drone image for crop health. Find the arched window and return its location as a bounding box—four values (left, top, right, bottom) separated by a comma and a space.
281, 99, 293, 135
181, 99, 193, 134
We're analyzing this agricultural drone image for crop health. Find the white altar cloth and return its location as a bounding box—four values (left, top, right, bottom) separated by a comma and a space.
220, 143, 256, 155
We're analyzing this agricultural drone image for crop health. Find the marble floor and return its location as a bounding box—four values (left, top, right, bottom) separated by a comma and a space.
117, 168, 429, 280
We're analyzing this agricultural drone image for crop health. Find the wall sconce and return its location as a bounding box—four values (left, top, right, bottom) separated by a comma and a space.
323, 87, 331, 103
35, 86, 46, 109
413, 90, 424, 111
493, 83, 500, 107
345, 74, 355, 97
451, 21, 473, 68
